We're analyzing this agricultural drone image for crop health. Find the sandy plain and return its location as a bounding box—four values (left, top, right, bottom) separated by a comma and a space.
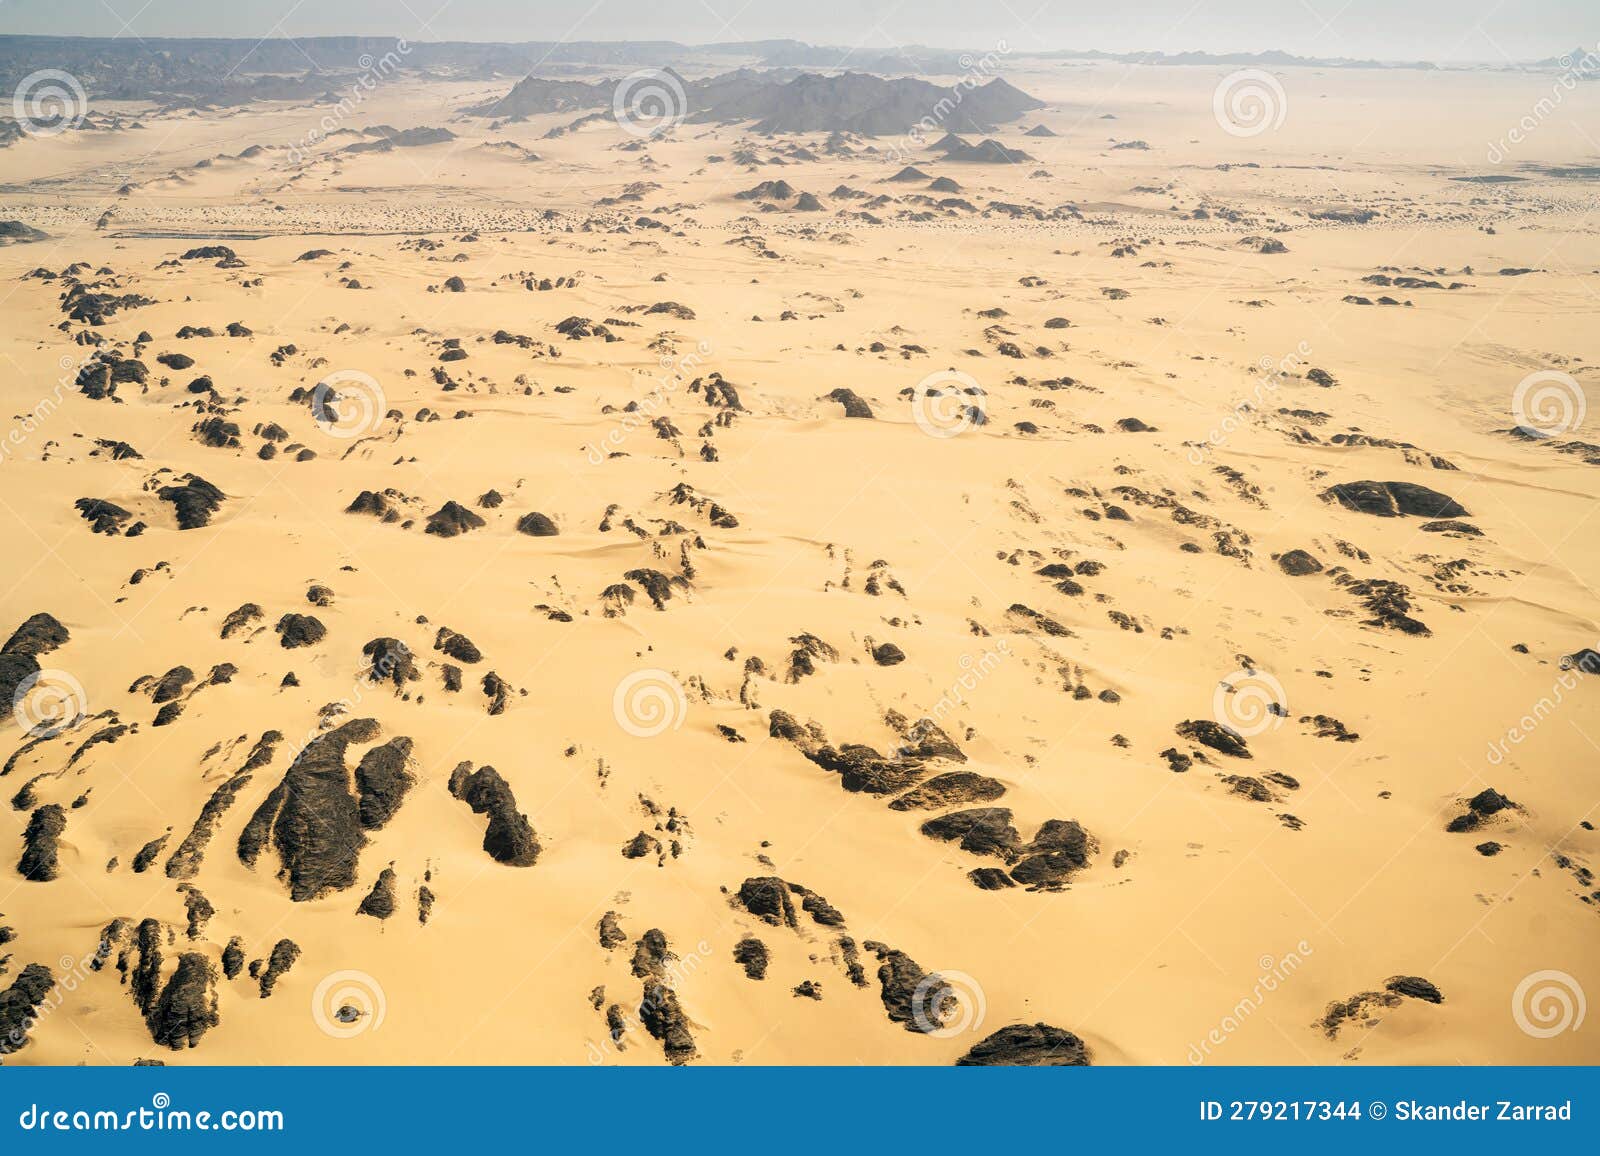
0, 58, 1597, 1066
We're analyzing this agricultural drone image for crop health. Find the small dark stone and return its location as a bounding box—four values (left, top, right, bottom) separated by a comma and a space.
733, 936, 769, 980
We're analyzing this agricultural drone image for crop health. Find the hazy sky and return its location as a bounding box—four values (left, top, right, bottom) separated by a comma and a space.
0, 0, 1591, 63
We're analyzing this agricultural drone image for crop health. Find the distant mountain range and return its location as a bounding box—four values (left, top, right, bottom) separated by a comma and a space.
0, 33, 1575, 107
476, 67, 1044, 135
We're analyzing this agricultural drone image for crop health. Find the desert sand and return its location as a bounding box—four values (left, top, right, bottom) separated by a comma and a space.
0, 52, 1597, 1067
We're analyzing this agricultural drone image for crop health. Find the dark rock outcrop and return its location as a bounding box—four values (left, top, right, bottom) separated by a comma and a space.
256, 938, 301, 998
354, 737, 415, 830
434, 627, 482, 664
863, 941, 952, 1033
447, 762, 540, 866
956, 1022, 1091, 1066
920, 807, 1020, 859
515, 511, 560, 536
826, 387, 874, 418
220, 603, 262, 639
239, 718, 379, 900
736, 876, 798, 927
1175, 718, 1251, 758
631, 928, 697, 1065
425, 501, 486, 537
598, 911, 627, 951
1276, 549, 1323, 576
166, 732, 280, 880
1322, 480, 1468, 519
0, 613, 70, 727
0, 963, 55, 1055
157, 475, 225, 529
18, 804, 66, 881
889, 771, 1006, 811
733, 937, 769, 980
1386, 975, 1443, 1003
361, 637, 418, 688
148, 953, 220, 1049
357, 867, 398, 920
274, 613, 326, 649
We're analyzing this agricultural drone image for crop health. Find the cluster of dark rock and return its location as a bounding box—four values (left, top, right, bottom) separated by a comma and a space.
1320, 975, 1443, 1038
239, 719, 413, 900
764, 708, 1093, 891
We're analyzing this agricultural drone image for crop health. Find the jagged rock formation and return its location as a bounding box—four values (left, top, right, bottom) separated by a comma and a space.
167, 732, 280, 879
1321, 480, 1468, 519
447, 762, 540, 866
0, 963, 55, 1055
238, 718, 385, 900
357, 867, 398, 919
630, 928, 697, 1065
18, 804, 66, 881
